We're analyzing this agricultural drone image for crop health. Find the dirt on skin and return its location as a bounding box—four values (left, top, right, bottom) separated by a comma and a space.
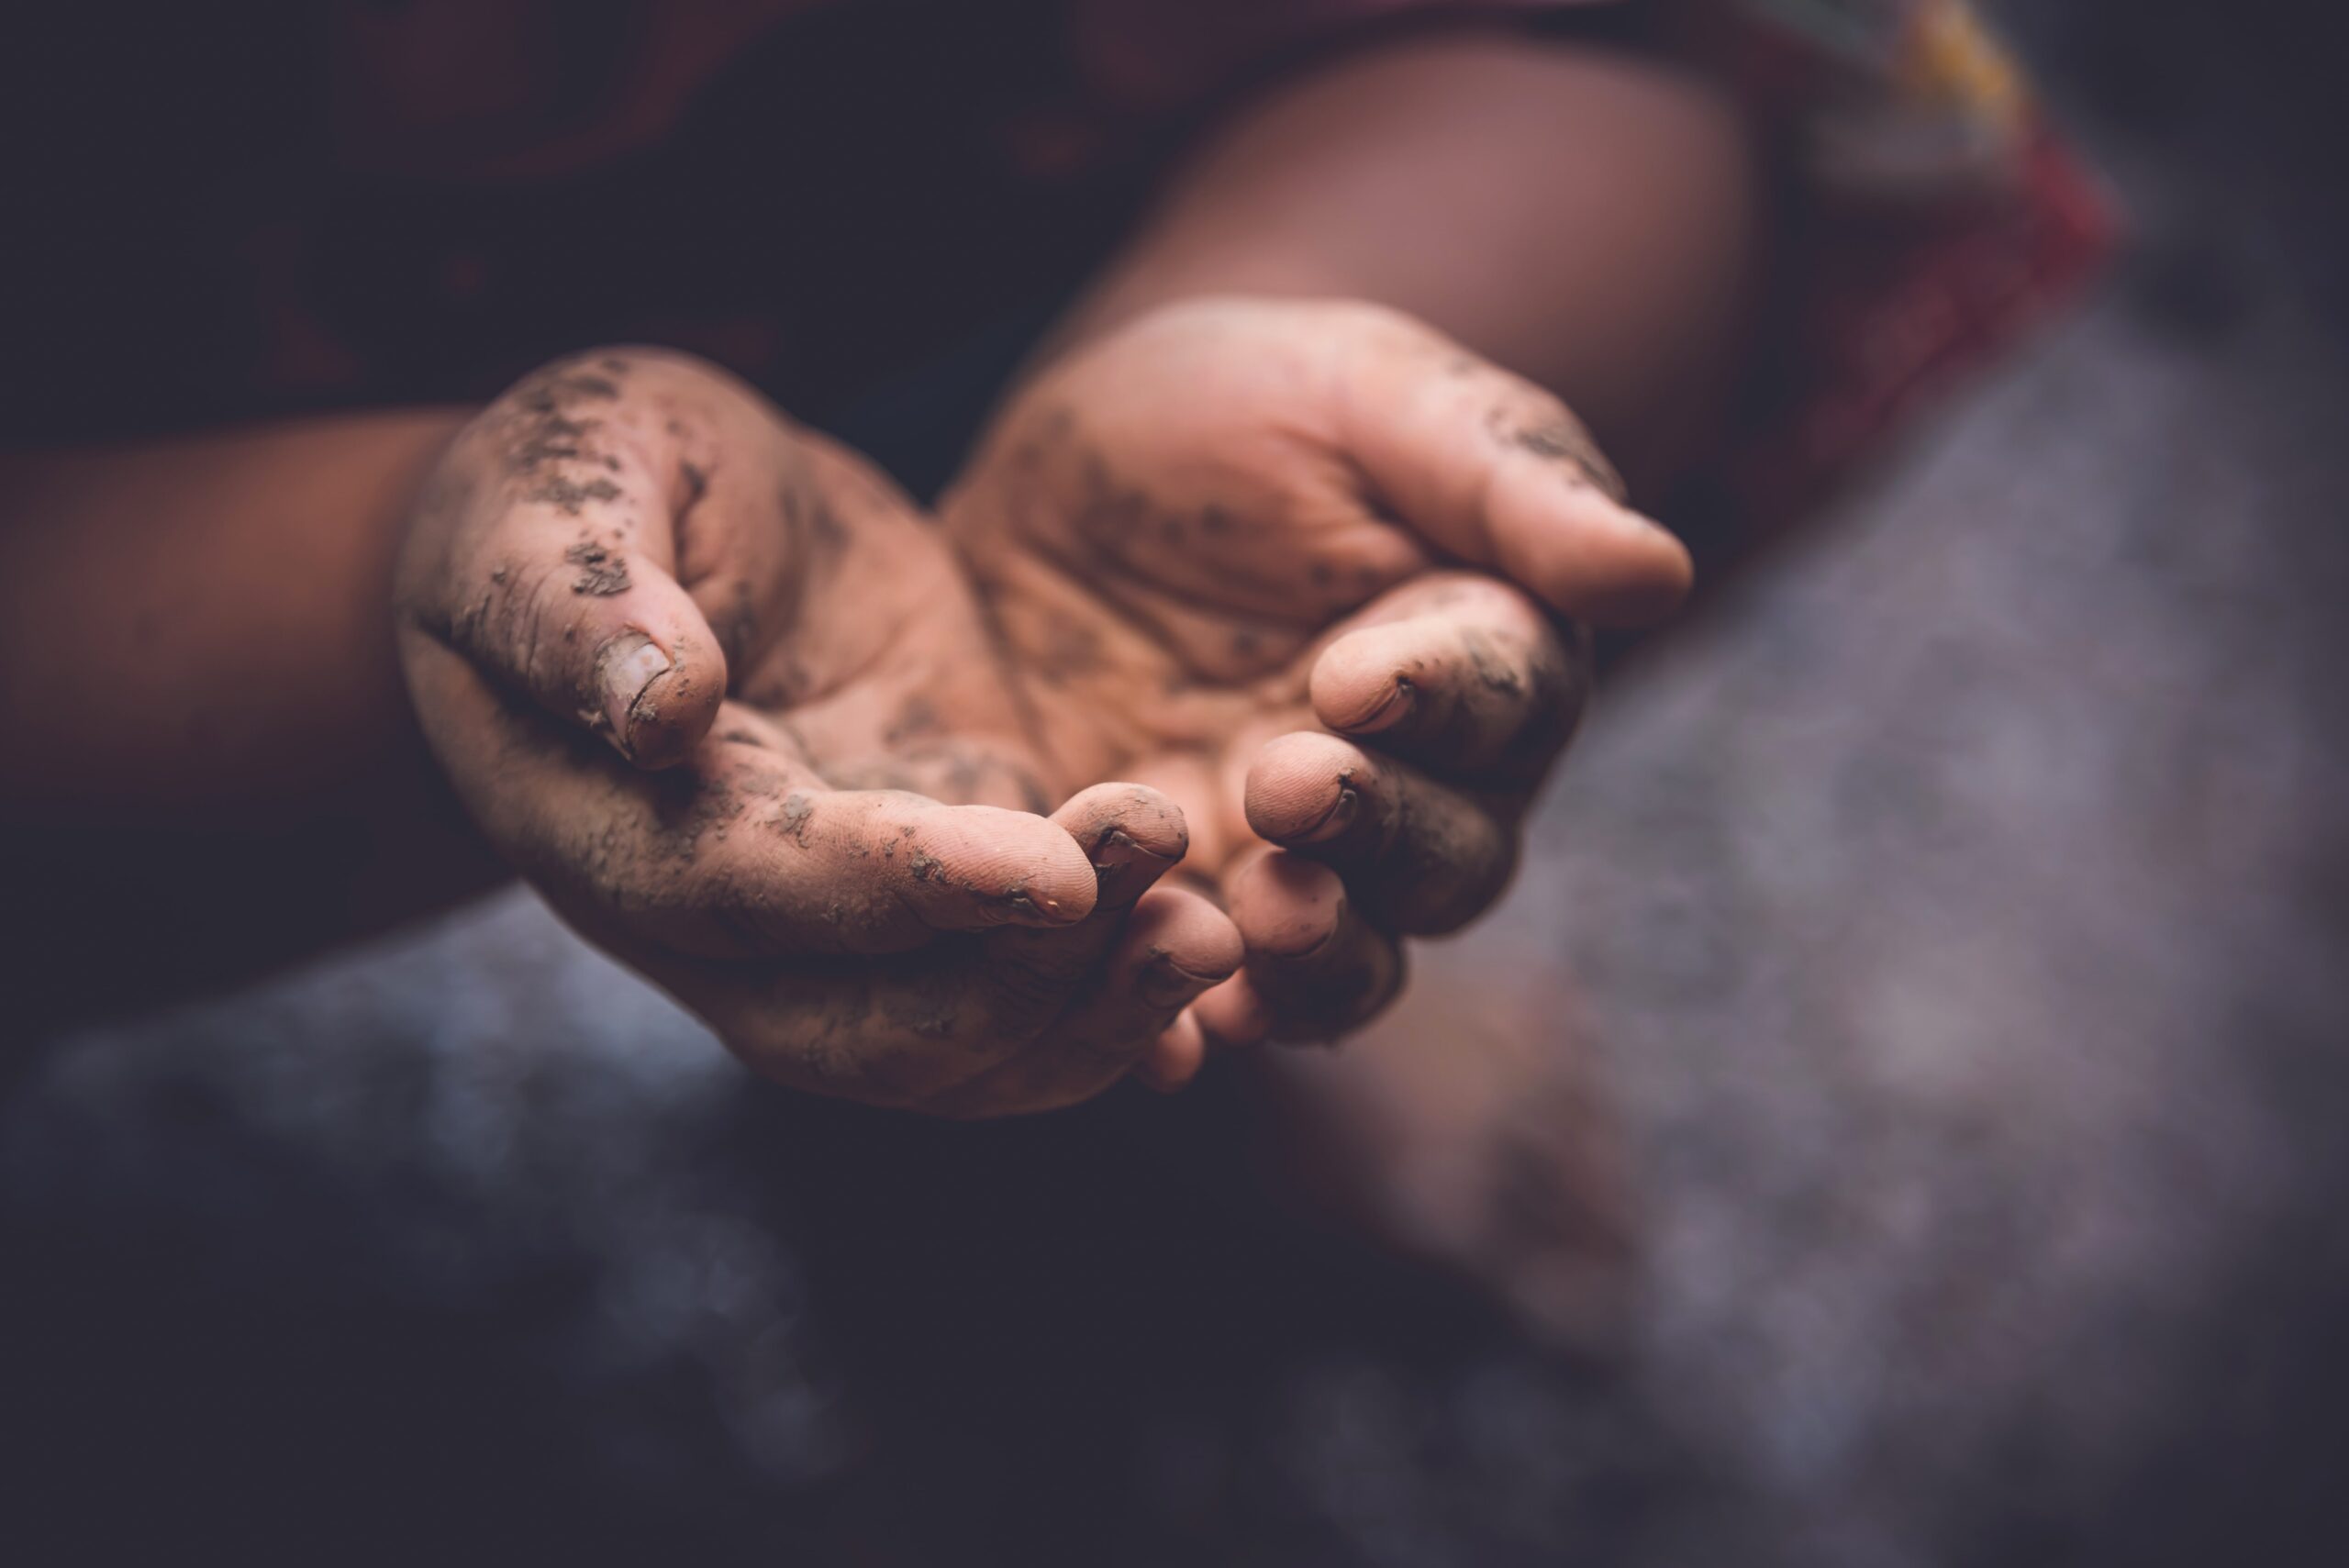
563, 538, 631, 596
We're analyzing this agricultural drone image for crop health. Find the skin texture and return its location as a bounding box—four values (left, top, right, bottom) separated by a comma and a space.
1, 17, 1761, 1353
398, 304, 1686, 1107
395, 350, 1243, 1115
944, 297, 1688, 1060
6, 19, 1752, 1168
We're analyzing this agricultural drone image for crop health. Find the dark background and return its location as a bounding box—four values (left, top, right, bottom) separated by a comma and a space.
7, 3, 2349, 1562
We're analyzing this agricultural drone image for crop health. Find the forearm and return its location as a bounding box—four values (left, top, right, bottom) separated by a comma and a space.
2, 410, 506, 1031
1054, 29, 1761, 495
3, 412, 473, 816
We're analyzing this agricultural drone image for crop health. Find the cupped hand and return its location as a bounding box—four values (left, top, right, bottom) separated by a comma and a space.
395, 350, 1239, 1115
942, 298, 1691, 1068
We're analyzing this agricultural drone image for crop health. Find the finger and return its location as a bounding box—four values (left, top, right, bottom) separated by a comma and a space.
1308, 572, 1589, 777
1225, 851, 1407, 1044
404, 645, 1097, 958
1053, 782, 1194, 914
758, 785, 1100, 946
963, 783, 1190, 1025
404, 361, 729, 767
1134, 1010, 1211, 1093
1333, 314, 1692, 625
1245, 731, 1517, 935
1057, 889, 1242, 1068
934, 887, 1241, 1116
916, 784, 1198, 1113
637, 786, 1179, 1110
1193, 970, 1275, 1051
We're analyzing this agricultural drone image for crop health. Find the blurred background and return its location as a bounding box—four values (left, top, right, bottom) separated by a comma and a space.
6, 2, 2347, 1563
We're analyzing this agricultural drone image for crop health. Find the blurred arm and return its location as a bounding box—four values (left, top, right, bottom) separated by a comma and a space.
0, 411, 506, 1034
1054, 28, 1762, 495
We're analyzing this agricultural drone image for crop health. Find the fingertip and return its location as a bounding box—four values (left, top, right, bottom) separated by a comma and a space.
1230, 851, 1347, 959
596, 632, 669, 740
1243, 732, 1372, 847
1308, 605, 1479, 727
889, 802, 1102, 929
1574, 522, 1694, 628
1489, 451, 1696, 626
451, 511, 731, 766
1309, 627, 1420, 735
608, 635, 726, 767
1010, 812, 1107, 926
1133, 886, 1245, 990
1135, 1012, 1208, 1092
1052, 782, 1190, 862
1193, 972, 1271, 1048
1053, 782, 1191, 911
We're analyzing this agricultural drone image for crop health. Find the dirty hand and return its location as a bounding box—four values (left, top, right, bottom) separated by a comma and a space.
942, 297, 1691, 1071
395, 350, 1240, 1115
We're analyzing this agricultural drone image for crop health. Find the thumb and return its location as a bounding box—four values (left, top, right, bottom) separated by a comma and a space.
400, 359, 729, 767
1331, 313, 1693, 627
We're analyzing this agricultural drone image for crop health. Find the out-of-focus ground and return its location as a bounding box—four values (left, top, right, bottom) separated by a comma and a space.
6, 5, 2345, 1563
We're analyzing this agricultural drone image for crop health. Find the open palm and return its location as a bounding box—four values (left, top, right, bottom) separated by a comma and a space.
395, 350, 1240, 1115
944, 299, 1691, 1056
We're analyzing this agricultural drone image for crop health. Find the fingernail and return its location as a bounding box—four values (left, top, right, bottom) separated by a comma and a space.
1296, 783, 1359, 845
597, 632, 671, 751
996, 883, 1084, 925
1090, 827, 1174, 905
1140, 952, 1223, 1008
1350, 677, 1416, 736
